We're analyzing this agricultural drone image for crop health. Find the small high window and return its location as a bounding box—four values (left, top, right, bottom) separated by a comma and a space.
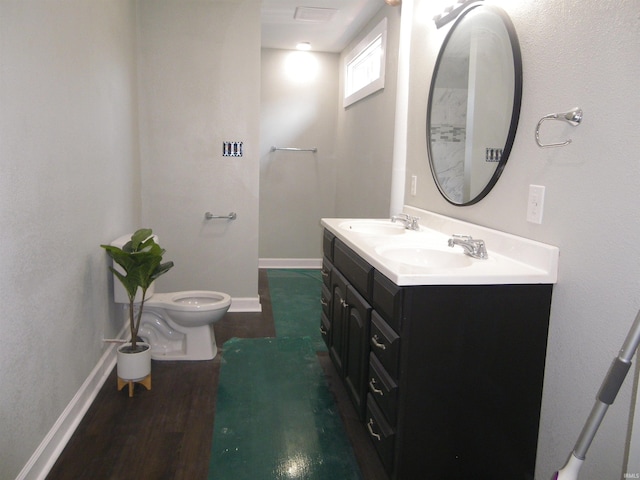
343, 18, 387, 107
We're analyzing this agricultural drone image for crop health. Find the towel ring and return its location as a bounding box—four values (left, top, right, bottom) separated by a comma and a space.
535, 107, 583, 148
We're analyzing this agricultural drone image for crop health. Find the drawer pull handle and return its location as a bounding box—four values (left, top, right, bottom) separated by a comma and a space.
320, 297, 328, 307
320, 325, 327, 335
369, 378, 384, 396
371, 334, 387, 350
321, 269, 329, 277
367, 418, 381, 441
341, 299, 349, 309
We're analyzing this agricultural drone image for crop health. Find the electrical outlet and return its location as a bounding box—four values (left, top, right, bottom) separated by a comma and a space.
410, 175, 417, 196
527, 185, 545, 224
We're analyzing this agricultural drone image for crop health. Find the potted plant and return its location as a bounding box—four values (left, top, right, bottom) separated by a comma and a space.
101, 228, 174, 392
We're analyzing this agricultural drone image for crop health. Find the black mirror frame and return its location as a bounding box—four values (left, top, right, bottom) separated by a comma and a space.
426, 5, 523, 206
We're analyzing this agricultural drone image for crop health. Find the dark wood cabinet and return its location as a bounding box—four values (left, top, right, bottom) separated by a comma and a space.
321, 229, 553, 479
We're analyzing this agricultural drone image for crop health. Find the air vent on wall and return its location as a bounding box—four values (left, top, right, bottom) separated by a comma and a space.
294, 7, 338, 23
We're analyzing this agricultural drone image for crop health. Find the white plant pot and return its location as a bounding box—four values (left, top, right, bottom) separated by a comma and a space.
117, 342, 151, 381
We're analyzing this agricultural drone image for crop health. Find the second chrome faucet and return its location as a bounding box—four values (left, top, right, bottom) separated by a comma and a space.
391, 213, 420, 231
448, 234, 488, 259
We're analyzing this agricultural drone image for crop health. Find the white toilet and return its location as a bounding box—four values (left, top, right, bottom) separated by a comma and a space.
110, 234, 231, 361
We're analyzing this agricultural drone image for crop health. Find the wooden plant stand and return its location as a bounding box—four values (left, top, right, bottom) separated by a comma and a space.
117, 374, 151, 398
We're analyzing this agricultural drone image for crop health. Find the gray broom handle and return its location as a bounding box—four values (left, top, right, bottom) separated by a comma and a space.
573, 309, 640, 459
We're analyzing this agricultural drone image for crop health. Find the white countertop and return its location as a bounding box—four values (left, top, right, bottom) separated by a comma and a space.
321, 208, 559, 286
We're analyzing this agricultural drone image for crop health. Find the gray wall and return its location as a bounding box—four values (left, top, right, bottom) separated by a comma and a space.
137, 0, 261, 303
259, 49, 339, 259
404, 0, 640, 478
0, 2, 139, 478
335, 5, 401, 218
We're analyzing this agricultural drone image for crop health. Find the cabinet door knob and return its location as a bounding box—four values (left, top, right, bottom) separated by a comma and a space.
367, 418, 382, 441
371, 334, 387, 350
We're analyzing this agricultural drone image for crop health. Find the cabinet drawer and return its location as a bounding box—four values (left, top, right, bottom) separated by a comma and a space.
323, 229, 335, 261
320, 284, 331, 317
369, 353, 398, 425
370, 311, 400, 378
366, 393, 395, 474
372, 270, 403, 333
334, 239, 373, 299
321, 257, 332, 289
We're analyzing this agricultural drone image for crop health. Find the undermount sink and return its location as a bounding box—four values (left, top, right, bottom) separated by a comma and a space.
375, 244, 473, 269
339, 219, 406, 236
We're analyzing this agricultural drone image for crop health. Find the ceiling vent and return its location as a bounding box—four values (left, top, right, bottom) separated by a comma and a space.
293, 7, 338, 23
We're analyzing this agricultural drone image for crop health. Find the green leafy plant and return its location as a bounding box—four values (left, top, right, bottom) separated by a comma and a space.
101, 228, 174, 352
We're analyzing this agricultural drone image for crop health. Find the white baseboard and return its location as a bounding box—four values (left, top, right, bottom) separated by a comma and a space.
228, 296, 262, 312
16, 325, 127, 480
259, 258, 322, 269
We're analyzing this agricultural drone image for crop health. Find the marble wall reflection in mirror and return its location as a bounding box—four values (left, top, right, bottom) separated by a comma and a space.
427, 5, 522, 205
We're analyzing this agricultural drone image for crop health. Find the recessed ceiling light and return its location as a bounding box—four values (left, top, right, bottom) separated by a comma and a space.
296, 42, 311, 51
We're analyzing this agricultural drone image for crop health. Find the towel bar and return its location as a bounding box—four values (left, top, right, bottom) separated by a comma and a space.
270, 146, 317, 153
204, 212, 237, 220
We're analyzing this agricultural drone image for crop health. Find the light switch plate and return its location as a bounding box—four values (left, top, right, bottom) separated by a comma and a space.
527, 185, 545, 224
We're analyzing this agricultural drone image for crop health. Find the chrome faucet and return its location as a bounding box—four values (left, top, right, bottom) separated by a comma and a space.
391, 213, 420, 231
448, 234, 488, 259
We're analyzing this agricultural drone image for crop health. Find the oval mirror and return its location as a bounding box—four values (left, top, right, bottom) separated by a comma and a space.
427, 5, 522, 205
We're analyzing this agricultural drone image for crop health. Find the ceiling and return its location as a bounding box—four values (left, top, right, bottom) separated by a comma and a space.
261, 0, 388, 53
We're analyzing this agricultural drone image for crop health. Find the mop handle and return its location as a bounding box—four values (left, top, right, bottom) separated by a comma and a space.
554, 309, 640, 480
573, 309, 640, 459
619, 309, 640, 363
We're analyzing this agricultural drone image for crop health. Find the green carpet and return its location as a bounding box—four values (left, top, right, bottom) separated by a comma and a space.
208, 337, 361, 480
266, 269, 326, 352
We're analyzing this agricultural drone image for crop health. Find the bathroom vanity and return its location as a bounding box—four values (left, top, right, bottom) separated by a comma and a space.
320, 209, 558, 480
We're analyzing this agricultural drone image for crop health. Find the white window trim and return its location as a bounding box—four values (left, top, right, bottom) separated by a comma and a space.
343, 18, 387, 108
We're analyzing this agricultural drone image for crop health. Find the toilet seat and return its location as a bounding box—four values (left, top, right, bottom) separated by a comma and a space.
146, 290, 231, 311
144, 290, 231, 328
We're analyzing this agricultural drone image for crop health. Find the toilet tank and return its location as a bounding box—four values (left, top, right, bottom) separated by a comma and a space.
109, 233, 156, 304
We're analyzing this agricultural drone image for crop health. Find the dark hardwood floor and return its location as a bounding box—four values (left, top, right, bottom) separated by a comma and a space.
47, 270, 386, 480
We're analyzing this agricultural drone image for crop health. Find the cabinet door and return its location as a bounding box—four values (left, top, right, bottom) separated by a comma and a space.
344, 284, 372, 420
329, 269, 348, 375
